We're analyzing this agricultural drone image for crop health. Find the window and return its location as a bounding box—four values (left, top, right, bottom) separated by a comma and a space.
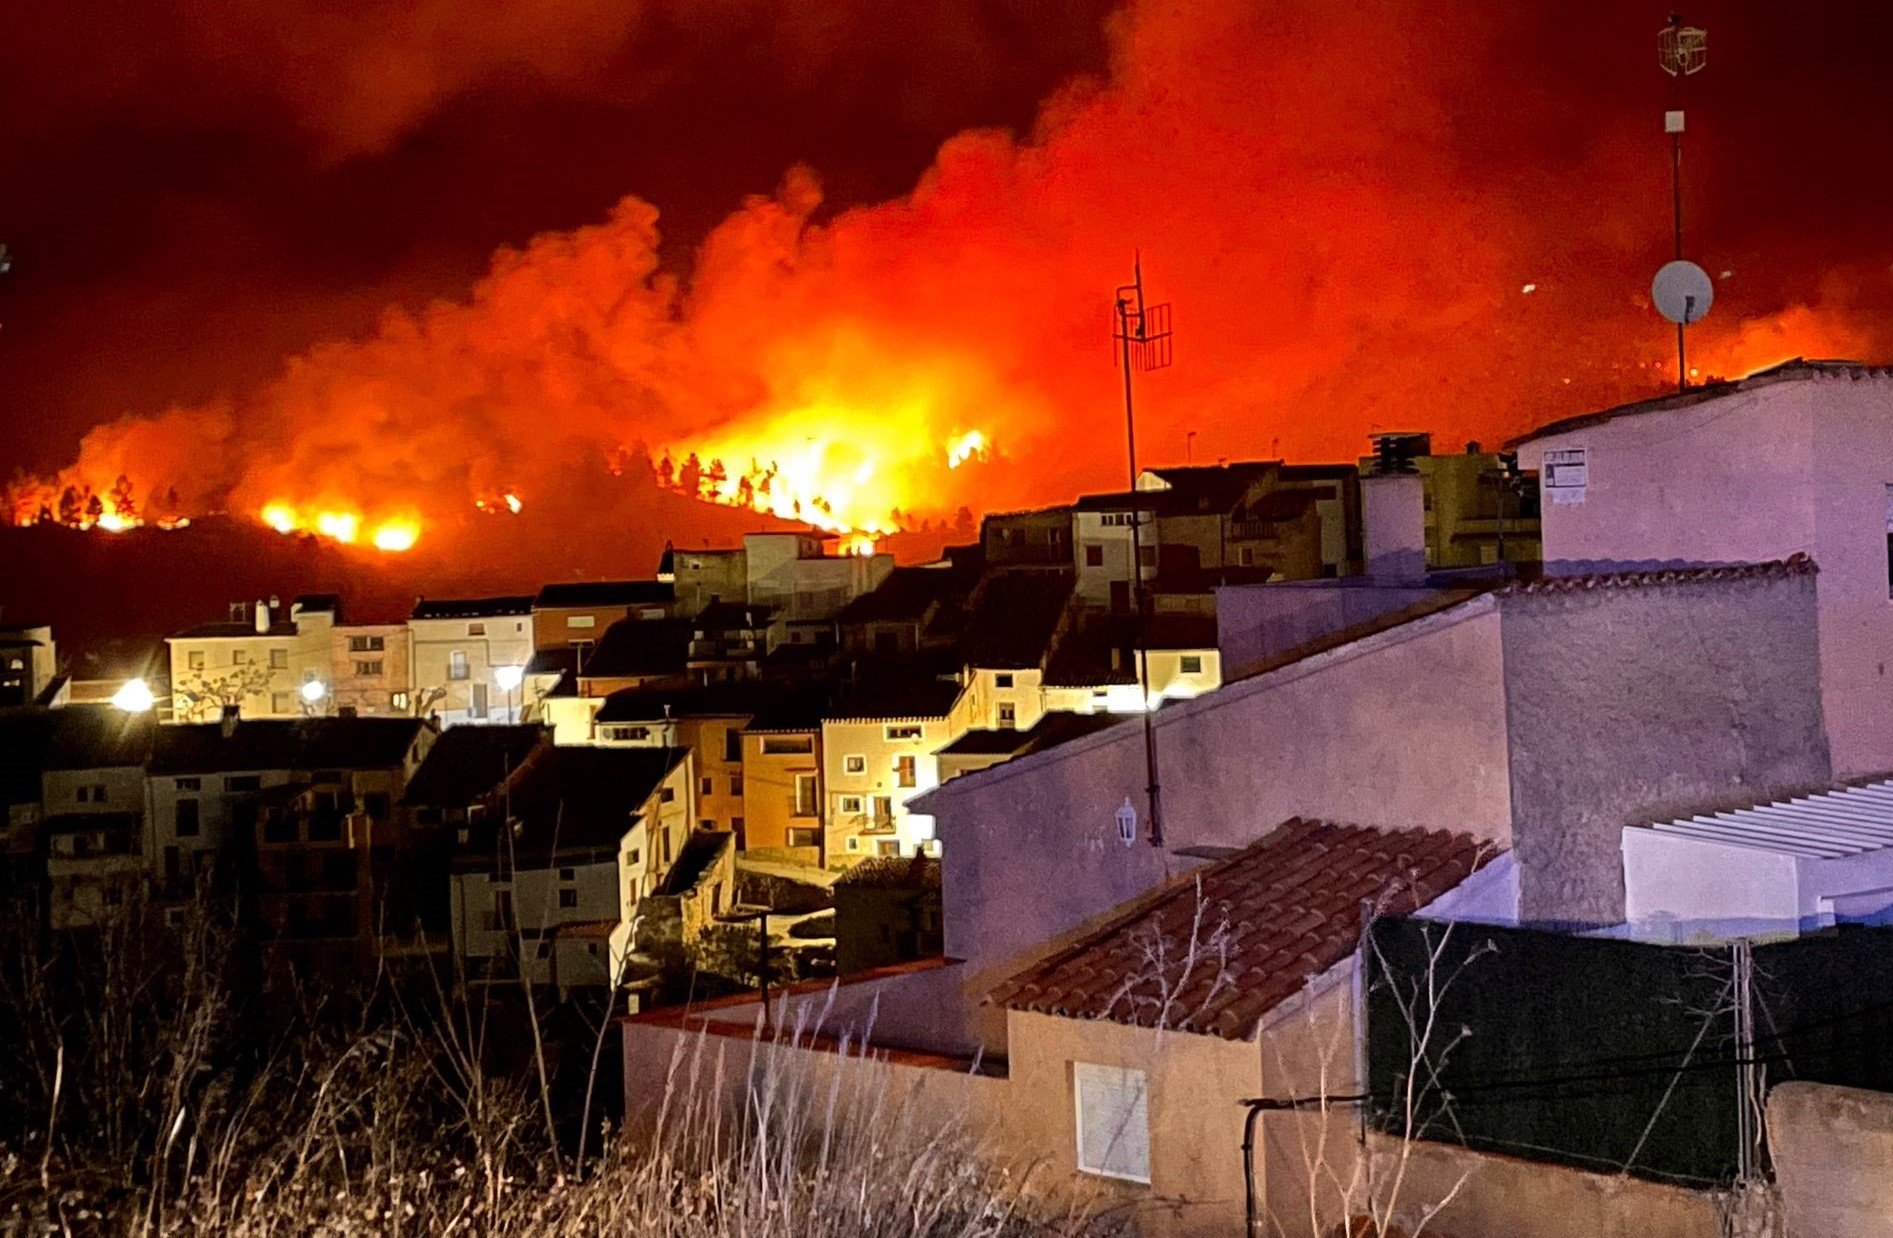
231, 649, 249, 665
699, 818, 715, 830
558, 888, 578, 909
843, 754, 867, 775
885, 724, 923, 741
608, 725, 651, 742
872, 795, 893, 827
730, 775, 744, 797
76, 783, 107, 804
701, 776, 714, 797
993, 673, 1014, 689
1084, 544, 1105, 567
724, 728, 742, 762
354, 660, 383, 676
468, 622, 486, 637
787, 827, 820, 848
1238, 546, 1256, 567
1073, 1064, 1150, 1183
793, 774, 818, 817
470, 683, 489, 719
269, 648, 289, 669
173, 777, 200, 792
660, 787, 676, 803
1100, 512, 1133, 528
875, 839, 902, 856
391, 691, 410, 711
271, 690, 292, 714
175, 799, 200, 838
448, 650, 470, 680
894, 756, 917, 788
626, 847, 641, 867
998, 704, 1017, 729
566, 614, 596, 629
187, 651, 205, 671
1179, 655, 1203, 675
840, 795, 864, 814
348, 635, 384, 653
762, 736, 812, 755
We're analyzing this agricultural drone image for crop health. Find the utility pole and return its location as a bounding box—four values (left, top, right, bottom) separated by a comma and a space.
1658, 15, 1708, 393
1112, 255, 1172, 847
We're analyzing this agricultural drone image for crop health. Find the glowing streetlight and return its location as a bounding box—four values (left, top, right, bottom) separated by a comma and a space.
300, 679, 328, 704
111, 678, 155, 713
493, 665, 524, 691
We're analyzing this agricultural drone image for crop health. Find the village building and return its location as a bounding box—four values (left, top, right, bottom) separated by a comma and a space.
40, 706, 156, 929
0, 623, 59, 709
737, 688, 828, 863
166, 595, 337, 721
408, 596, 534, 725
821, 668, 974, 863
530, 580, 674, 669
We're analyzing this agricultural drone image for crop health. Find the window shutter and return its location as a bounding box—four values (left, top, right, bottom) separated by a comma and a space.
1073, 1063, 1149, 1183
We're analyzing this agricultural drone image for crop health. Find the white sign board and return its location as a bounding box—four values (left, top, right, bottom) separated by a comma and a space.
1544, 447, 1588, 505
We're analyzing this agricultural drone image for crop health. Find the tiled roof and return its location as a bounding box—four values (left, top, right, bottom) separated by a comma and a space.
837, 558, 980, 625
938, 712, 1123, 758
534, 580, 673, 609
1508, 358, 1893, 448
488, 745, 687, 858
1499, 554, 1816, 597
410, 596, 535, 620
825, 672, 964, 722
149, 717, 427, 775
833, 854, 941, 890
990, 819, 1493, 1041
594, 682, 773, 723
961, 569, 1074, 669
582, 618, 691, 680
402, 724, 547, 808
44, 705, 157, 770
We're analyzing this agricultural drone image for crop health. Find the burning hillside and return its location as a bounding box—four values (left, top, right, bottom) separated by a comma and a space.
10, 0, 1891, 562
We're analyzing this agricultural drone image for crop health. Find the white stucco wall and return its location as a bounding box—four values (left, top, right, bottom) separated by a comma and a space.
1518, 371, 1893, 776
410, 612, 533, 727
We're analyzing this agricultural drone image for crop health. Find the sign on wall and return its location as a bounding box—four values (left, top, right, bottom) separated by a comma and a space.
1543, 447, 1588, 505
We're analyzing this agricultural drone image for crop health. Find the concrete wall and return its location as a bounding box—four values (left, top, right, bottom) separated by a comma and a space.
409, 613, 533, 726
1770, 1080, 1893, 1238
931, 599, 1513, 986
683, 961, 988, 1059
1216, 579, 1445, 679
1361, 473, 1427, 581
329, 624, 411, 718
1499, 571, 1832, 925
1520, 371, 1893, 776
741, 731, 822, 853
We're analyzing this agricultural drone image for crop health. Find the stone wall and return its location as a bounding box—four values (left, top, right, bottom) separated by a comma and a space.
1769, 1080, 1893, 1238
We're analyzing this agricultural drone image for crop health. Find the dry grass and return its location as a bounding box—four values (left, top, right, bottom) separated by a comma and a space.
0, 892, 1108, 1237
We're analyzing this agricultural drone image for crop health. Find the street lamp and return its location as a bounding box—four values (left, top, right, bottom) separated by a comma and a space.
300, 679, 328, 711
111, 678, 155, 713
494, 664, 524, 723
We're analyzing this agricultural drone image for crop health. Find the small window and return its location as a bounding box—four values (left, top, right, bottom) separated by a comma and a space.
470, 683, 488, 720
391, 691, 410, 711
448, 650, 470, 681
730, 775, 744, 796
701, 776, 714, 797
355, 660, 383, 676
840, 795, 864, 814
762, 736, 812, 755
187, 651, 205, 671
885, 725, 923, 742
176, 799, 200, 838
270, 692, 292, 714
843, 755, 867, 775
348, 635, 385, 653
173, 777, 201, 792
566, 615, 597, 629
1074, 1063, 1150, 1183
876, 839, 901, 857
787, 827, 820, 848
994, 673, 1014, 689
1238, 546, 1256, 567
998, 704, 1017, 728
269, 648, 289, 669
724, 728, 743, 762
231, 649, 249, 666
1084, 545, 1105, 568
794, 774, 818, 817
1180, 655, 1203, 675
660, 787, 676, 803
560, 867, 576, 881
626, 847, 641, 866
468, 622, 487, 637
558, 888, 578, 909
895, 756, 917, 788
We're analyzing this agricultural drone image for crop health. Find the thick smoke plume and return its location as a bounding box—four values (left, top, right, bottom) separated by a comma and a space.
16, 0, 1890, 557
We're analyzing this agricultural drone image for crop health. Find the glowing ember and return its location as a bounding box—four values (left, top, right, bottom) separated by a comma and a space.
371, 521, 419, 552
258, 502, 420, 552
946, 431, 990, 468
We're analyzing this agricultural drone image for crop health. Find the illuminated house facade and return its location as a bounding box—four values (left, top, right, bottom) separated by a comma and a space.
408, 596, 534, 726
166, 596, 339, 721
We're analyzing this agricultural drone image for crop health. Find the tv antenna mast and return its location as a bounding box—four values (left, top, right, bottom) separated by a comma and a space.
1112, 254, 1172, 847
1655, 15, 1710, 393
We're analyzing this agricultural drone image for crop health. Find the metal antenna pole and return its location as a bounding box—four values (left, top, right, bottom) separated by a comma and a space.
1660, 14, 1707, 394
1112, 255, 1172, 847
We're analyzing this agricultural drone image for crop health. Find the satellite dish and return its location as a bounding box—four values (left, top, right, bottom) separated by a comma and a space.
1652, 260, 1714, 325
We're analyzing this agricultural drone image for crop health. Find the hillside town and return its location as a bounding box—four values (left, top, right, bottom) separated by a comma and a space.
3, 359, 1892, 1233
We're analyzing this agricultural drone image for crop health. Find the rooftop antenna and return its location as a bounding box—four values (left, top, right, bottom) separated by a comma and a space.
1112, 253, 1172, 847
1655, 14, 1710, 393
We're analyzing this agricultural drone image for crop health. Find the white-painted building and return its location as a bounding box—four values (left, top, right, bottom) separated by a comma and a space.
409, 596, 535, 726
1621, 779, 1893, 942
821, 678, 975, 862
166, 596, 337, 721
1514, 360, 1893, 777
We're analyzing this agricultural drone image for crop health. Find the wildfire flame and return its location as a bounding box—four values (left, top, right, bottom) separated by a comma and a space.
260, 501, 422, 553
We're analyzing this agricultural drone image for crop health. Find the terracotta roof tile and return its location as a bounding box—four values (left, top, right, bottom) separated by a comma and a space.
988, 819, 1494, 1041
1498, 553, 1814, 597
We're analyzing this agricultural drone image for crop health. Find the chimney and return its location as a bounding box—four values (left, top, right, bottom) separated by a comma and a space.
1361, 473, 1428, 581
220, 703, 240, 738
254, 598, 271, 634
